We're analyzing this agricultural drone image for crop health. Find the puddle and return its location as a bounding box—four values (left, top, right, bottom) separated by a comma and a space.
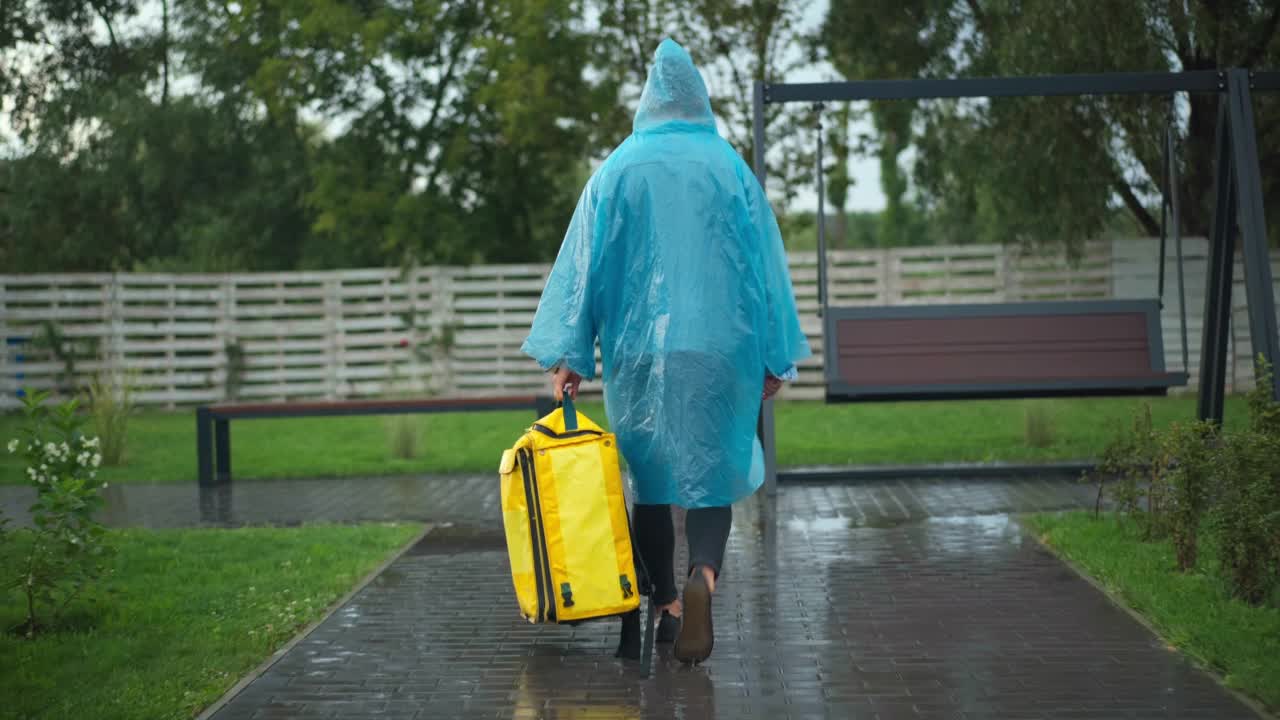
405, 524, 508, 555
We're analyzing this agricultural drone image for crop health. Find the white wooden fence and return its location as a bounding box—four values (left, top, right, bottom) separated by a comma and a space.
2, 238, 1277, 409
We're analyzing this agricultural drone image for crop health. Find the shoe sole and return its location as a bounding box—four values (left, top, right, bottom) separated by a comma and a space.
673, 573, 713, 664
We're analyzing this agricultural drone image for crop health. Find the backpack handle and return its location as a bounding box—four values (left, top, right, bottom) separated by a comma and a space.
560, 389, 579, 431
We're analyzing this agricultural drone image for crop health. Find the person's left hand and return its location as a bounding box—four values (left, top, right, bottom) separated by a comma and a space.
763, 375, 783, 400
553, 367, 582, 402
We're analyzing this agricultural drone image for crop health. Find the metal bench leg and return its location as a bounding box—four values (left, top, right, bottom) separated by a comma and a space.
535, 395, 557, 417
760, 398, 777, 495
215, 418, 232, 484
197, 408, 214, 487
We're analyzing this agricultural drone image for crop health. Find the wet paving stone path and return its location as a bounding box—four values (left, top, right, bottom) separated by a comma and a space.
93, 477, 1258, 720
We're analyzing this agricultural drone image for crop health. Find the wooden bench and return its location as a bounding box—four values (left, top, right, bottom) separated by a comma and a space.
823, 299, 1188, 401
195, 395, 556, 485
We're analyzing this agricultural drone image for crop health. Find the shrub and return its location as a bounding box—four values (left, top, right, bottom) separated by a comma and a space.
4, 390, 113, 637
84, 372, 135, 466
1157, 420, 1216, 571
1207, 358, 1280, 603
387, 416, 419, 460
1090, 403, 1160, 533
1024, 403, 1055, 448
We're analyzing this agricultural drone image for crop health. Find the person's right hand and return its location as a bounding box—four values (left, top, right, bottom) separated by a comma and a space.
553, 367, 582, 402
763, 375, 783, 400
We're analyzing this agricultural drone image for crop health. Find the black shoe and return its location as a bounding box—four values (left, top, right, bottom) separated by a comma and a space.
615, 609, 641, 660
656, 611, 680, 644
673, 571, 713, 664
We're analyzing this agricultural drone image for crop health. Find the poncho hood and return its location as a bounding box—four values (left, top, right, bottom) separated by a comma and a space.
632, 38, 717, 134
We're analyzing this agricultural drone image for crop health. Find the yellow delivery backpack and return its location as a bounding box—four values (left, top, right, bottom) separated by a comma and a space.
499, 395, 656, 671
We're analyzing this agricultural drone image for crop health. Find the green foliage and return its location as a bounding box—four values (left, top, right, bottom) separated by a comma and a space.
781, 209, 921, 250
1090, 403, 1157, 530
1157, 419, 1217, 571
1023, 403, 1055, 449
823, 0, 1280, 251
0, 524, 419, 720
28, 322, 99, 397
0, 395, 1252, 486
1247, 355, 1280, 436
1029, 512, 1280, 710
1093, 360, 1280, 601
2, 0, 607, 270
224, 341, 247, 401
3, 391, 112, 638
1208, 359, 1280, 603
386, 416, 420, 461
84, 373, 136, 467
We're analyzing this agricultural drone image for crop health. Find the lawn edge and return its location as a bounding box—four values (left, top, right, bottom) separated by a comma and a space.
193, 522, 434, 720
1023, 512, 1278, 720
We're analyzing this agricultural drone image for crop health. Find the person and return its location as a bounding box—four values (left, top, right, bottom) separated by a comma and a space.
521, 38, 810, 665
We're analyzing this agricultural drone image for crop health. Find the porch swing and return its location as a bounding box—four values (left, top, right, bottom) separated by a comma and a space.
811, 102, 1191, 402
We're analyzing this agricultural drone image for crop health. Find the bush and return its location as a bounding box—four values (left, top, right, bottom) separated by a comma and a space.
4, 390, 113, 637
386, 416, 419, 460
1157, 420, 1216, 571
1207, 358, 1280, 603
85, 373, 135, 466
1092, 357, 1280, 603
1090, 403, 1159, 534
1023, 403, 1055, 448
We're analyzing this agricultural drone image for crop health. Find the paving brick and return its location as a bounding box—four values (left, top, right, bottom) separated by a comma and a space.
199, 481, 1261, 720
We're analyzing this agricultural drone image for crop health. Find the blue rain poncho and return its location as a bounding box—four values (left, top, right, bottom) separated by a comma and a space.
522, 39, 810, 508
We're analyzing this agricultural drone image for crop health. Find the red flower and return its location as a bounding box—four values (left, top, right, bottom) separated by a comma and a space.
398, 339, 409, 348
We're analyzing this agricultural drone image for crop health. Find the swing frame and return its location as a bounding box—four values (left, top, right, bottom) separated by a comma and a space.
754, 69, 1280, 486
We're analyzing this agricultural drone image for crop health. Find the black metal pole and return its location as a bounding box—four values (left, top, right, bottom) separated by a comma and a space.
816, 105, 828, 316
196, 407, 213, 486
765, 71, 1223, 104
753, 81, 778, 494
1158, 122, 1169, 305
214, 418, 232, 484
1227, 69, 1280, 402
1198, 94, 1236, 424
1169, 121, 1190, 373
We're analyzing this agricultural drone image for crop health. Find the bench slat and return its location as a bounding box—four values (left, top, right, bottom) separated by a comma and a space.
825, 299, 1185, 400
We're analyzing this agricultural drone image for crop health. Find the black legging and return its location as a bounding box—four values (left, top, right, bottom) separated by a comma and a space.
632, 504, 731, 606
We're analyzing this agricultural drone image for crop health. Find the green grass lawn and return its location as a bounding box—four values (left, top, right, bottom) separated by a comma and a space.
0, 523, 421, 720
0, 395, 1250, 484
1027, 512, 1280, 711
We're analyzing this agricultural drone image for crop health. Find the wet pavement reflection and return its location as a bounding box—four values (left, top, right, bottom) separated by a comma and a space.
1, 473, 1101, 529
207, 489, 1260, 720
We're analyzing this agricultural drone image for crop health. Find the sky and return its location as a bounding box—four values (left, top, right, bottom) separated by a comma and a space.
789, 0, 886, 212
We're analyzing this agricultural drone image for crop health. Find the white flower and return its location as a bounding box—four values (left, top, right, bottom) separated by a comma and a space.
90, 471, 97, 480
26, 467, 37, 480
6, 439, 17, 454
59, 441, 70, 458
92, 454, 102, 468
44, 442, 57, 457
102, 482, 108, 489
83, 436, 100, 449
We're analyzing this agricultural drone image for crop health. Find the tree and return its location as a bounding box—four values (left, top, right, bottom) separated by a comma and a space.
1, 0, 314, 271
183, 0, 604, 266
823, 0, 1280, 251
2, 0, 610, 270
592, 0, 818, 207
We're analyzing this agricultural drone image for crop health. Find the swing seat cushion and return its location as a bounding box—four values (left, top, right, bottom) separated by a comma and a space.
825, 299, 1188, 401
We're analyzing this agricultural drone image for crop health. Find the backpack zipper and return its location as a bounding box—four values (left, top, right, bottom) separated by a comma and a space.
532, 424, 603, 440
